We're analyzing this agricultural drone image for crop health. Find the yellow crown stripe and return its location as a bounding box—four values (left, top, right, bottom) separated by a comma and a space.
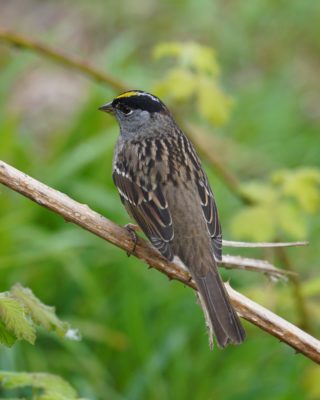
115, 91, 140, 99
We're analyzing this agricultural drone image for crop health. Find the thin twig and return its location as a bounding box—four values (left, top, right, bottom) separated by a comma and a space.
222, 255, 296, 279
1, 160, 319, 363
0, 28, 128, 91
223, 240, 309, 248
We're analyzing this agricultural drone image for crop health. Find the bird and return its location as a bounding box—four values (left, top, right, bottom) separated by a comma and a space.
99, 90, 245, 348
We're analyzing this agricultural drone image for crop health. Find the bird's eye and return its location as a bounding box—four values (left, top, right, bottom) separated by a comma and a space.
117, 103, 133, 115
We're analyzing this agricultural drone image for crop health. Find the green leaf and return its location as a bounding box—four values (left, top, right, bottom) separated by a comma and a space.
10, 284, 70, 338
39, 393, 78, 400
153, 42, 220, 75
272, 168, 320, 214
0, 294, 36, 344
153, 42, 182, 60
196, 77, 233, 125
0, 372, 79, 399
153, 67, 196, 101
0, 319, 17, 347
240, 181, 278, 204
152, 42, 232, 126
0, 284, 79, 347
230, 205, 275, 241
276, 201, 307, 239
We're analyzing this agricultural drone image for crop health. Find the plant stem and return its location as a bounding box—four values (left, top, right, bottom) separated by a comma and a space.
0, 28, 128, 91
276, 246, 311, 332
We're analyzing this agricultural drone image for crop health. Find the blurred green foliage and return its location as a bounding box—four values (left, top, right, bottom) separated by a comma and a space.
230, 168, 320, 241
0, 371, 83, 399
0, 284, 77, 348
153, 42, 233, 124
0, 0, 320, 399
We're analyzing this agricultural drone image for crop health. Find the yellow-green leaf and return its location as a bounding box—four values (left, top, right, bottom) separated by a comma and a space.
276, 201, 307, 239
230, 205, 275, 241
11, 284, 69, 337
153, 42, 220, 75
153, 68, 196, 101
0, 372, 79, 399
196, 77, 233, 125
153, 42, 182, 60
0, 294, 36, 344
272, 168, 320, 214
240, 181, 278, 205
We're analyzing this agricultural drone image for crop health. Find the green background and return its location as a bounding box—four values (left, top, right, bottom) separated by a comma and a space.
0, 0, 320, 399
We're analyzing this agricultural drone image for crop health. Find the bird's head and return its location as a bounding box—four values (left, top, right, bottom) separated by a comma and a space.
99, 90, 171, 138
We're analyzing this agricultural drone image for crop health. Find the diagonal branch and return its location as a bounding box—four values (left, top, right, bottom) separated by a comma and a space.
1, 160, 319, 363
0, 28, 128, 92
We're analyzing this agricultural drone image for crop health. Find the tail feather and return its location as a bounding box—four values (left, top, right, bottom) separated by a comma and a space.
193, 267, 246, 348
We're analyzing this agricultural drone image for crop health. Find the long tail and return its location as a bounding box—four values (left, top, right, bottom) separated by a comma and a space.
192, 266, 246, 349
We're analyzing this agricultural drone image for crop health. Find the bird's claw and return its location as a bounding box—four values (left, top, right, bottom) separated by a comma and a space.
124, 223, 140, 256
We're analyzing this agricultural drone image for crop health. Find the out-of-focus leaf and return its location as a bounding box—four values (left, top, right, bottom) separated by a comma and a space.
272, 168, 320, 214
153, 42, 182, 60
0, 294, 36, 344
301, 277, 320, 297
230, 205, 275, 241
233, 171, 312, 242
196, 77, 233, 125
153, 68, 195, 101
38, 394, 77, 400
276, 201, 307, 239
240, 181, 278, 204
0, 372, 81, 399
303, 366, 320, 400
0, 320, 17, 347
152, 42, 231, 126
153, 42, 220, 75
10, 284, 70, 338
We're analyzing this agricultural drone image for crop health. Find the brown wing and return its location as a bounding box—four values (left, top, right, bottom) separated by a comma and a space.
196, 175, 222, 262
113, 170, 174, 260
183, 134, 222, 262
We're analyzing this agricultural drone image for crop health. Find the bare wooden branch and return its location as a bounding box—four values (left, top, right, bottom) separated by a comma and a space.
1, 160, 319, 363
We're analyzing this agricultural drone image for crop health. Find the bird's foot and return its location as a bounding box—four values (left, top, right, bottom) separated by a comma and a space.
124, 223, 140, 256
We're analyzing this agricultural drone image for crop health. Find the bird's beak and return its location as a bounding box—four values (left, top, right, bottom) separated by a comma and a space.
98, 101, 114, 114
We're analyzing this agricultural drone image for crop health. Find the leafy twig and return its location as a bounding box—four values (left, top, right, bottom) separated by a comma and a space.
1, 160, 319, 363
